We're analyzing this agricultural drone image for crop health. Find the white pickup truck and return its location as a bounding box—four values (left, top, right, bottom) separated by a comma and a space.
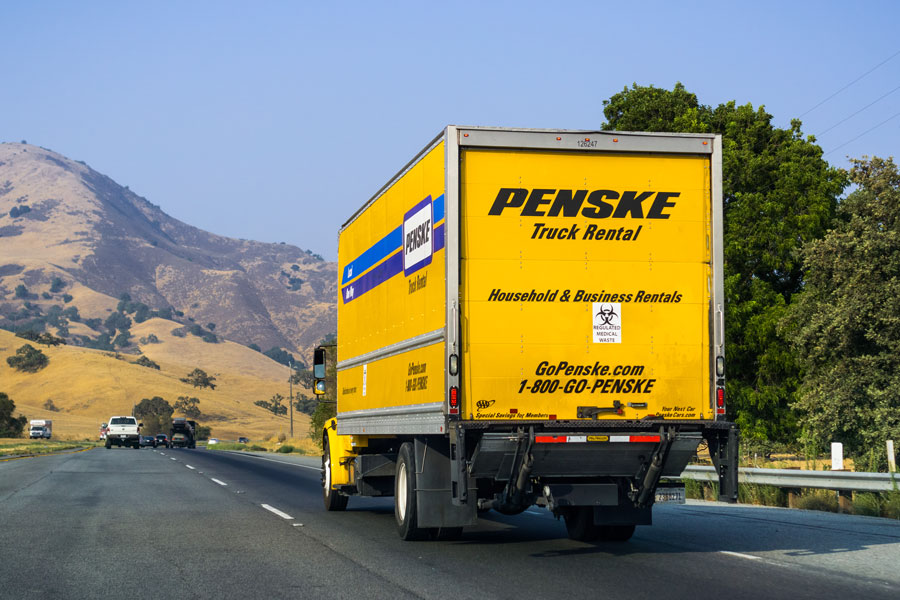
104, 416, 142, 449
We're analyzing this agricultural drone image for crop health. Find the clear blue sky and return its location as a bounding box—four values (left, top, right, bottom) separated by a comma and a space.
2, 1, 898, 260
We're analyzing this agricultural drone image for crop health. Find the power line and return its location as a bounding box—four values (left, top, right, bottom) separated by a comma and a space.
816, 83, 900, 136
800, 48, 900, 118
824, 110, 900, 156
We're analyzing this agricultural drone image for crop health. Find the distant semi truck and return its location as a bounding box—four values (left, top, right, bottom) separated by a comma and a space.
316, 126, 739, 541
29, 419, 52, 439
170, 418, 197, 448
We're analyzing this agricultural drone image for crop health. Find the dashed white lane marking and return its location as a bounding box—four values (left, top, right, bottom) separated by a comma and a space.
222, 451, 321, 471
186, 465, 195, 470
719, 550, 761, 561
211, 478, 228, 486
261, 504, 294, 520
170, 457, 177, 461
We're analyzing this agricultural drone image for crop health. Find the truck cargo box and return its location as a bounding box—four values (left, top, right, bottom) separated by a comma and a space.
319, 127, 738, 541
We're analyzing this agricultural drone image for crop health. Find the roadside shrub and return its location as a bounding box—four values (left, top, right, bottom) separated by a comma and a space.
737, 483, 785, 507
853, 490, 900, 519
249, 445, 266, 452
277, 432, 287, 443
885, 491, 900, 520
276, 444, 294, 454
795, 490, 839, 513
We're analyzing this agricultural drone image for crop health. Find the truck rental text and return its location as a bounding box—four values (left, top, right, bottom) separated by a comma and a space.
314, 127, 739, 541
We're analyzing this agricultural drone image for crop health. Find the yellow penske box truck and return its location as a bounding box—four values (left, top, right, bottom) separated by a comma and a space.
315, 126, 739, 541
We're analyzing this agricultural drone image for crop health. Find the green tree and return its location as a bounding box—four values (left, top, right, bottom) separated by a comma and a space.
264, 347, 296, 367
174, 396, 202, 419
6, 344, 49, 372
133, 396, 174, 436
180, 368, 217, 390
0, 392, 28, 437
135, 356, 160, 370
601, 83, 846, 443
785, 156, 900, 468
269, 394, 288, 416
37, 332, 65, 346
294, 393, 317, 416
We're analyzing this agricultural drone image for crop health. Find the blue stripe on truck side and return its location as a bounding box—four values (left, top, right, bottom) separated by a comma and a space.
341, 222, 444, 304
341, 194, 444, 286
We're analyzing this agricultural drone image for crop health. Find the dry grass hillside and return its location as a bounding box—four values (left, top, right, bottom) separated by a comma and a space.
0, 325, 310, 441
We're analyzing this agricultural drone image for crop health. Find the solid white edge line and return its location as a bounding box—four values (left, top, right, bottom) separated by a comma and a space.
220, 450, 321, 471
186, 465, 195, 470
211, 478, 227, 486
719, 550, 761, 561
261, 504, 294, 520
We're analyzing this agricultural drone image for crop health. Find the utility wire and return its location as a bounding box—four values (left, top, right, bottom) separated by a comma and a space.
799, 48, 900, 118
816, 83, 900, 136
824, 110, 900, 156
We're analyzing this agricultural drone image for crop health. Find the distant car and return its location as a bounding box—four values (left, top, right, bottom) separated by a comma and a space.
207, 438, 219, 445
155, 434, 169, 448
140, 436, 156, 448
238, 437, 249, 444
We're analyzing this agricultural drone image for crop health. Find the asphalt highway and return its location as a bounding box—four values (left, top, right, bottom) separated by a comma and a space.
1, 447, 898, 599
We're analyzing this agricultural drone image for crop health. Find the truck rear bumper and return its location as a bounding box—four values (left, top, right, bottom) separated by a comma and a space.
468, 426, 703, 480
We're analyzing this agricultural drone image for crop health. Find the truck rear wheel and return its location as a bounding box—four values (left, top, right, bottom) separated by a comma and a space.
395, 442, 428, 541
322, 435, 348, 511
563, 507, 600, 542
598, 524, 635, 542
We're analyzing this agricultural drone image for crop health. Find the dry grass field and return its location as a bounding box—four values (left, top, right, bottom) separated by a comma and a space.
0, 324, 311, 441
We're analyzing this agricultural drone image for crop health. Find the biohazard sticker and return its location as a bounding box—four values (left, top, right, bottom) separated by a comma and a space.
593, 302, 622, 343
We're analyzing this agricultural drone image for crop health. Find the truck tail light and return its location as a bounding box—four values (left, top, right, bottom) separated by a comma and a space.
716, 387, 725, 415
449, 386, 459, 415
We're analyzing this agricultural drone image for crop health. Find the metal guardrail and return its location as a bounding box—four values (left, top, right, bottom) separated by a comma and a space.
675, 465, 899, 493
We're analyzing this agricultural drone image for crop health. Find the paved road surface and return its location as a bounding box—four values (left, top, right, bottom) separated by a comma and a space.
1, 447, 898, 599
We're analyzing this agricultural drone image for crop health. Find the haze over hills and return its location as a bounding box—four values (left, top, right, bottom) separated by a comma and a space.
0, 142, 337, 362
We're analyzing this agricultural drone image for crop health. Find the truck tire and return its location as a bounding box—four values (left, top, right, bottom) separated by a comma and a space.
105, 440, 111, 449
395, 442, 429, 541
563, 507, 600, 542
322, 435, 348, 511
598, 524, 635, 542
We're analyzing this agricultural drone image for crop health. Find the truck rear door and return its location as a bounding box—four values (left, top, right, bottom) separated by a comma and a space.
458, 132, 718, 423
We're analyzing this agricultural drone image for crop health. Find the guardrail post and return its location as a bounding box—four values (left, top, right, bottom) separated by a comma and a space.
786, 488, 801, 509
837, 490, 853, 514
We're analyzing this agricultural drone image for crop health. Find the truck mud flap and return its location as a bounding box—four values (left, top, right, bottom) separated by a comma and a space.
705, 425, 739, 503
414, 437, 477, 528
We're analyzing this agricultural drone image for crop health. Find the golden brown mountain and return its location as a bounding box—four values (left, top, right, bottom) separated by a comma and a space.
0, 142, 337, 362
